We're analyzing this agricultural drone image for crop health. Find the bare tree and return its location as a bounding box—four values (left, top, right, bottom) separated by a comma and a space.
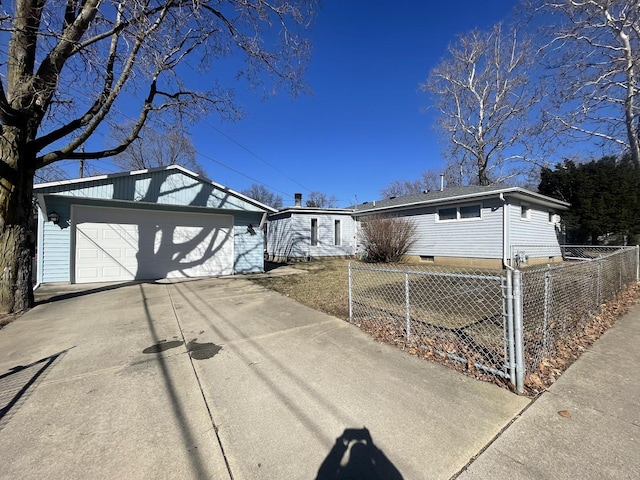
241, 183, 283, 209
112, 122, 204, 175
305, 191, 338, 208
0, 0, 315, 313
423, 22, 542, 186
380, 167, 465, 200
536, 0, 640, 166
380, 179, 424, 198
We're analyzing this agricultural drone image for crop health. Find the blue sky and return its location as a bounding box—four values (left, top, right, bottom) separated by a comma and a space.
58, 1, 520, 207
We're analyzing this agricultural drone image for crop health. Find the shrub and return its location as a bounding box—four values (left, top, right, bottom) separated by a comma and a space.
359, 216, 417, 263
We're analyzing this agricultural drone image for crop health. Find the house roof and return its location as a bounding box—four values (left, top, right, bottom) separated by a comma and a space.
34, 164, 278, 213
353, 185, 570, 214
272, 206, 355, 216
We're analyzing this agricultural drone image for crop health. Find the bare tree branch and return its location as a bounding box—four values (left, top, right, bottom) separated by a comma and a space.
423, 23, 541, 185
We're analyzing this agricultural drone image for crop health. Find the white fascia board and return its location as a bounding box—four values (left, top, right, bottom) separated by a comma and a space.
353, 188, 569, 216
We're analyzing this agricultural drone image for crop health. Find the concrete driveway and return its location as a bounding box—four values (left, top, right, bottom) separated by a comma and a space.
0, 277, 528, 479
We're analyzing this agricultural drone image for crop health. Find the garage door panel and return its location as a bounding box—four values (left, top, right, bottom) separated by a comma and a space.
74, 206, 233, 283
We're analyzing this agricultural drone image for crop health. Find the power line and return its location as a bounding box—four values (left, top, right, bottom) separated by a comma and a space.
52, 83, 306, 200
200, 117, 313, 193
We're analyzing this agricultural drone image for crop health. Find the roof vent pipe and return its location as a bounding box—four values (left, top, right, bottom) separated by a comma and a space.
440, 174, 445, 192
294, 193, 302, 207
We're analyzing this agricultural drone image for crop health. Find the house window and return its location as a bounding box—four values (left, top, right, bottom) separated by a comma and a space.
459, 204, 481, 219
437, 207, 457, 221
334, 219, 341, 246
311, 218, 318, 246
437, 204, 482, 222
521, 204, 531, 220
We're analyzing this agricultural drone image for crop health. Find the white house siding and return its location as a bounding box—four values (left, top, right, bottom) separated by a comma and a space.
358, 200, 504, 260
507, 201, 562, 258
267, 211, 355, 260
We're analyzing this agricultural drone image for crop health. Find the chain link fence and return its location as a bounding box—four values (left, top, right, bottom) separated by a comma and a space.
348, 264, 511, 380
348, 245, 639, 393
520, 246, 638, 384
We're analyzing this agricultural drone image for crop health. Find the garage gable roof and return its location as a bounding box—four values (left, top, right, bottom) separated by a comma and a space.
34, 165, 277, 213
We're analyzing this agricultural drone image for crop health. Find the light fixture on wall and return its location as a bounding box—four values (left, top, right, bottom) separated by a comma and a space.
47, 211, 60, 225
247, 223, 256, 235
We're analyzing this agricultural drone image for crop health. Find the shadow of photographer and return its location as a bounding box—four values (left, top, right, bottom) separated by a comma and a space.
315, 427, 404, 480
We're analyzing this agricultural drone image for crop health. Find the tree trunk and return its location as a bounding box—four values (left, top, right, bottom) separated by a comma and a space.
0, 126, 36, 313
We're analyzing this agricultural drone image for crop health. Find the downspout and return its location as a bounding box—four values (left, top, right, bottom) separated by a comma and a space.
500, 193, 510, 269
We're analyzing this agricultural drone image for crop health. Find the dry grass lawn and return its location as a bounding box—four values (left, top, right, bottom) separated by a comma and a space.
249, 258, 352, 320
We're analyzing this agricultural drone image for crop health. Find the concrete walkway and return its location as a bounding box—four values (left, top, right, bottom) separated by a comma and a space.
457, 299, 640, 479
0, 277, 637, 479
0, 277, 526, 480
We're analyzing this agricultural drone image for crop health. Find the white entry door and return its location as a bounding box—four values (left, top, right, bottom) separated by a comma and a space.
73, 205, 234, 283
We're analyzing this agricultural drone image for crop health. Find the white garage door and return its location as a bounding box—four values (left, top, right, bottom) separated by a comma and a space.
73, 205, 234, 283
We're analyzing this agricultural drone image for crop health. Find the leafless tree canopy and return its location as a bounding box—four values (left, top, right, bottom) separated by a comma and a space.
536, 0, 640, 166
380, 179, 424, 199
305, 191, 338, 208
111, 122, 203, 175
0, 0, 314, 171
423, 22, 541, 186
241, 183, 283, 209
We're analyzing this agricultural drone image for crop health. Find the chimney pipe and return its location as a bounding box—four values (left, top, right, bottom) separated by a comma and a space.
294, 193, 302, 207
440, 174, 445, 192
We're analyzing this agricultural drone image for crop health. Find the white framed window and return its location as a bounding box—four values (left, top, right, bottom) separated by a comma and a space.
521, 204, 531, 221
436, 204, 482, 222
311, 218, 318, 246
334, 219, 341, 246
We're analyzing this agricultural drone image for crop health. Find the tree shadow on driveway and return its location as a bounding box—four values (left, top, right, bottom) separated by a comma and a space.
0, 348, 72, 431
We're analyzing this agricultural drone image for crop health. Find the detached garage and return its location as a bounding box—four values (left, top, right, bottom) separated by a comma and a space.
34, 166, 275, 285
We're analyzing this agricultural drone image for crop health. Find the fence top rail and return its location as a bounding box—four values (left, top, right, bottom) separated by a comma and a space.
348, 263, 504, 281
523, 246, 635, 275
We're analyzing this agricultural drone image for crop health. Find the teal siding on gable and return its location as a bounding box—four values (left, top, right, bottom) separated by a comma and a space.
38, 168, 264, 212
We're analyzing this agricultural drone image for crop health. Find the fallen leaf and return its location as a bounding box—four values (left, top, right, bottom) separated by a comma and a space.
558, 410, 571, 418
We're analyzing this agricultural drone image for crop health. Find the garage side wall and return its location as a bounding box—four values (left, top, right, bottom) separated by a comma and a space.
39, 196, 73, 282
233, 211, 266, 274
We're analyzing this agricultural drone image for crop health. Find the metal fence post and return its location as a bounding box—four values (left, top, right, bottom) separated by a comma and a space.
348, 263, 353, 324
505, 269, 516, 387
513, 269, 525, 394
405, 272, 411, 342
543, 268, 551, 355
597, 261, 603, 307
